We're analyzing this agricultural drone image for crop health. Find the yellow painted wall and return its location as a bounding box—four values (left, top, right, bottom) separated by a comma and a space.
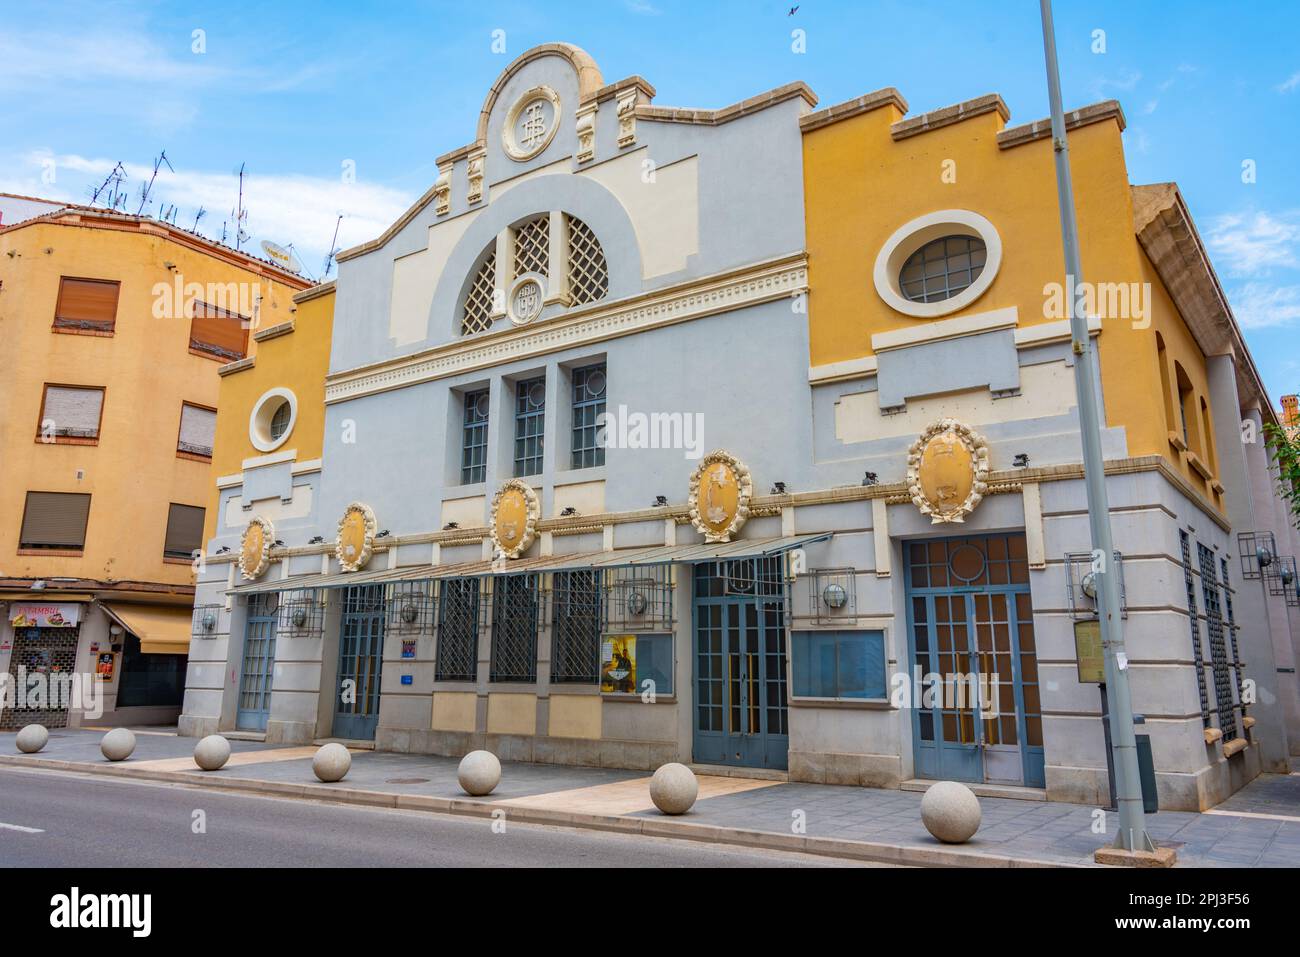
202, 284, 334, 546
0, 218, 305, 585
802, 102, 1222, 505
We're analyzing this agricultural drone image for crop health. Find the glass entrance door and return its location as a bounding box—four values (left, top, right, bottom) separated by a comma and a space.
236, 594, 277, 732
332, 585, 385, 740
692, 559, 789, 770
904, 535, 1044, 788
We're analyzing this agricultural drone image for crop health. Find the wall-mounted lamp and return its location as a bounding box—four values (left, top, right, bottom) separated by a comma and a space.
560, 506, 579, 517
200, 612, 217, 632
861, 472, 879, 487
1013, 453, 1030, 468
652, 495, 668, 507
771, 482, 787, 495
376, 530, 391, 539
308, 535, 324, 545
821, 583, 848, 609
442, 522, 459, 531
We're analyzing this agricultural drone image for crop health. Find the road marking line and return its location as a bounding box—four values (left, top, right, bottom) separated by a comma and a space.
0, 822, 45, 833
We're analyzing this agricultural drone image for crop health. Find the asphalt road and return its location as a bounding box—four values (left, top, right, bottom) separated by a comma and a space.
0, 767, 883, 868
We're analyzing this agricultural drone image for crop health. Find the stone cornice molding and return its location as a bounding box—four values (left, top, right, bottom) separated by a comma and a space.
325, 253, 809, 404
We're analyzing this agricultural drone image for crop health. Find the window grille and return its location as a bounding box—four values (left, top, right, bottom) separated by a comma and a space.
191, 603, 223, 638
461, 389, 489, 484
566, 215, 608, 306
571, 363, 606, 469
513, 216, 550, 278
803, 567, 858, 625
436, 577, 483, 682
490, 574, 540, 682
899, 235, 987, 304
1221, 557, 1247, 720
513, 377, 545, 476
1198, 544, 1239, 742
603, 563, 674, 632
386, 581, 436, 636
1179, 531, 1211, 729
552, 570, 602, 683
278, 588, 326, 637
461, 249, 497, 335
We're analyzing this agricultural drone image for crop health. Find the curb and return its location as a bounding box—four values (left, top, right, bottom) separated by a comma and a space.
0, 754, 1085, 868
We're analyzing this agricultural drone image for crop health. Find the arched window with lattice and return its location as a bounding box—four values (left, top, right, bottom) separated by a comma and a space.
461, 247, 496, 336
566, 215, 608, 307
514, 215, 550, 278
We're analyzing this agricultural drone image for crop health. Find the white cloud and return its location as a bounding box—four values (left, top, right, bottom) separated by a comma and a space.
1, 151, 413, 278
1278, 72, 1300, 94
624, 0, 663, 14
1088, 69, 1142, 100
1205, 210, 1300, 277
1230, 282, 1300, 329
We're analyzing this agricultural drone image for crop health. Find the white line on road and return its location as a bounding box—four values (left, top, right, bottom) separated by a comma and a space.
0, 821, 45, 833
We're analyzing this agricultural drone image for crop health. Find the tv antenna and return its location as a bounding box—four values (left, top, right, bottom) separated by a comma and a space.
190, 206, 206, 233
88, 162, 127, 209
231, 162, 249, 250
321, 213, 344, 278
136, 150, 174, 216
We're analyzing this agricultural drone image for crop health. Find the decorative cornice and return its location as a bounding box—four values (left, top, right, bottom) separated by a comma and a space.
325, 253, 809, 404
217, 356, 255, 377
799, 88, 908, 133
997, 100, 1126, 150
637, 81, 817, 127
891, 93, 1010, 141
253, 319, 295, 342
293, 280, 336, 304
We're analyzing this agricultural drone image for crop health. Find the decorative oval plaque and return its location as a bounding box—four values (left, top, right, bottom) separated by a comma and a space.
491, 479, 540, 559
238, 516, 275, 581
688, 450, 753, 544
906, 419, 990, 524
336, 502, 377, 572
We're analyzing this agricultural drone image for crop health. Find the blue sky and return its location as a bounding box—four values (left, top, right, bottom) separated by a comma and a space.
3, 0, 1297, 403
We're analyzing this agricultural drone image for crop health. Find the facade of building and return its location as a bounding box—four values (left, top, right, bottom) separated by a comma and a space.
0, 207, 310, 730
179, 43, 1299, 811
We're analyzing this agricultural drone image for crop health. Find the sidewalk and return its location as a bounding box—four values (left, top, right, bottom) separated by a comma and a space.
4, 728, 1299, 867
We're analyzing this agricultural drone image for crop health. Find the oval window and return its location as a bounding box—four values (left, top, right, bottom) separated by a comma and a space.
899, 236, 988, 304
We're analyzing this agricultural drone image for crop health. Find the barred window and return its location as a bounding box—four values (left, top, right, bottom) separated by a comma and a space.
571, 363, 606, 469
1198, 544, 1239, 742
461, 389, 489, 484
1221, 557, 1246, 719
514, 216, 550, 278
552, 571, 601, 683
514, 376, 545, 476
1179, 531, 1211, 729
566, 215, 608, 306
461, 248, 496, 336
899, 235, 987, 304
436, 578, 481, 682
490, 574, 539, 682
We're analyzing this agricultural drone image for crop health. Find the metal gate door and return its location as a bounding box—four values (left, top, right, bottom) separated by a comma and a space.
1, 628, 79, 730
692, 559, 789, 770
904, 535, 1044, 788
236, 594, 277, 732
333, 585, 385, 740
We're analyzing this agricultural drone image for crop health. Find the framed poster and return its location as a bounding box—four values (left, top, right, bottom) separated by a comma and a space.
1073, 619, 1105, 684
600, 634, 636, 694
95, 652, 117, 683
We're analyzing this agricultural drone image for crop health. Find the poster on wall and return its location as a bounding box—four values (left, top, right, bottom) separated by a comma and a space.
9, 602, 81, 628
600, 634, 636, 694
96, 652, 117, 683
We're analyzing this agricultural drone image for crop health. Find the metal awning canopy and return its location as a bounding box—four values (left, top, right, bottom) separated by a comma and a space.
225, 532, 831, 596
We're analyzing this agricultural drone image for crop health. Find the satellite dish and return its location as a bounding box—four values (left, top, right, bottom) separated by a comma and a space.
260, 239, 303, 274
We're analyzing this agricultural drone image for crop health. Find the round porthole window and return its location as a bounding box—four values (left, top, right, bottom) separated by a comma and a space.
249, 388, 298, 453
873, 210, 1002, 319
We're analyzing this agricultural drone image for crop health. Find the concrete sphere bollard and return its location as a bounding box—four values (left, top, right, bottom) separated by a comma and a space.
920, 780, 982, 844
457, 750, 501, 796
312, 743, 352, 782
193, 735, 232, 771
16, 724, 49, 754
649, 762, 698, 815
100, 728, 137, 762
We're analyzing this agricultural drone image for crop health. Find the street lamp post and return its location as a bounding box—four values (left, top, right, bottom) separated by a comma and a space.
1038, 0, 1160, 857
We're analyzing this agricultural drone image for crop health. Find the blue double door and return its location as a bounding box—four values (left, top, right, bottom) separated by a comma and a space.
904, 535, 1045, 788
236, 595, 277, 732
693, 588, 790, 771
332, 586, 386, 740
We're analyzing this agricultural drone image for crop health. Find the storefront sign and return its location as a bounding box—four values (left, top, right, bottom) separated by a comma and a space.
1074, 619, 1105, 684
601, 634, 637, 694
9, 602, 81, 628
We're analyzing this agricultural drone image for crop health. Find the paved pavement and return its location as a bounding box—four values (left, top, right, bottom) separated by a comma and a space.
0, 766, 878, 868
4, 727, 1299, 867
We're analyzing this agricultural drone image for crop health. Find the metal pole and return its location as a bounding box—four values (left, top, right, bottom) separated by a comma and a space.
1039, 0, 1154, 852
